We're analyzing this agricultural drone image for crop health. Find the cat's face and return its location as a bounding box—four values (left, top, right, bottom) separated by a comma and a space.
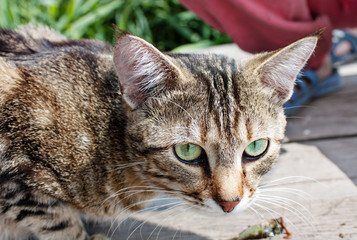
113, 34, 317, 214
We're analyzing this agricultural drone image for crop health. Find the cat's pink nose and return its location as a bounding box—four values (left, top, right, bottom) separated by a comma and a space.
217, 201, 240, 213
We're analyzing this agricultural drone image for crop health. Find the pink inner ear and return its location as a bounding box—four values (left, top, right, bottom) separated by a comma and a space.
113, 34, 177, 107
261, 71, 295, 99
257, 36, 317, 103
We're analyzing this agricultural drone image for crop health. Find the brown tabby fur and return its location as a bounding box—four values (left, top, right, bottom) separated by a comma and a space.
0, 25, 317, 239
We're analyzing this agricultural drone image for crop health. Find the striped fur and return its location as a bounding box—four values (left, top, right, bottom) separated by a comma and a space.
0, 25, 317, 239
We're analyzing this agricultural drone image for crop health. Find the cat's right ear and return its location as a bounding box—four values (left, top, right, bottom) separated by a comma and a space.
113, 33, 181, 109
254, 34, 319, 104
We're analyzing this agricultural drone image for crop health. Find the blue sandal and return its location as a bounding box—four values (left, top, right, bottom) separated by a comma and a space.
331, 30, 357, 67
284, 69, 343, 115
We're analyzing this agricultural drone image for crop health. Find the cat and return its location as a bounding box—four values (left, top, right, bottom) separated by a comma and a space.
0, 24, 317, 240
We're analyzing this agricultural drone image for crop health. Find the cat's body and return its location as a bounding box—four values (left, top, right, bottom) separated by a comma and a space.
0, 25, 317, 240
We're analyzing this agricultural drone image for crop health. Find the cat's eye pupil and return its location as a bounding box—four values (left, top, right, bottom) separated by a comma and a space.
244, 139, 269, 160
174, 143, 203, 163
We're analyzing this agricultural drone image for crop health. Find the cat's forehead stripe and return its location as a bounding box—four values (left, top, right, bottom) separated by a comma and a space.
175, 56, 240, 112
172, 54, 247, 144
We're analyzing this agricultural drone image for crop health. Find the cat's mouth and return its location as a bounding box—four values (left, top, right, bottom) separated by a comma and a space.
184, 195, 253, 215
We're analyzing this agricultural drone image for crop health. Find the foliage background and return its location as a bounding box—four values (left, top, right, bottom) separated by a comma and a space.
0, 0, 231, 51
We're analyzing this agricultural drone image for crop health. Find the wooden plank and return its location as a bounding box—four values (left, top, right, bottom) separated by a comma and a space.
84, 218, 209, 240
305, 137, 357, 185
286, 74, 357, 142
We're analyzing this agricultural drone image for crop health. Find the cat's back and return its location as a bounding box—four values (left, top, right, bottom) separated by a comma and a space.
0, 24, 114, 87
0, 24, 120, 110
0, 26, 124, 200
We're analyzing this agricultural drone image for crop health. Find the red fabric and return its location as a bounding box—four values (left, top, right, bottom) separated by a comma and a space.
179, 0, 357, 70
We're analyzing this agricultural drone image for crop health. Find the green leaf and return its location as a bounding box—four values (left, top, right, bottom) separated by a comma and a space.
67, 0, 123, 39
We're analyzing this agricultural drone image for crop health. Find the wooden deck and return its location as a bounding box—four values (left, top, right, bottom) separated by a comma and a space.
89, 44, 357, 240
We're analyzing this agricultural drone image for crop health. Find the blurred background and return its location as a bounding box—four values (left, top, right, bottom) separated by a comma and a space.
0, 0, 231, 52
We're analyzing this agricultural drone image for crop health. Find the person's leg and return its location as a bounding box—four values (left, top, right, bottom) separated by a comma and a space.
179, 0, 332, 70
308, 0, 357, 68
308, 0, 357, 29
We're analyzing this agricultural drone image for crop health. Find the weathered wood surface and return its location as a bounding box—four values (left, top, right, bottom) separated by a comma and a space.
306, 137, 357, 185
286, 73, 357, 142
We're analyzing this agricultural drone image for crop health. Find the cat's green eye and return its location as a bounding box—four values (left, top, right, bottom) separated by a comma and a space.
174, 143, 202, 162
244, 139, 269, 159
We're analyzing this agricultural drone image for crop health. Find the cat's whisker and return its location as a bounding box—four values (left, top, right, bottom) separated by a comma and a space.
252, 201, 300, 236
127, 199, 184, 230
283, 105, 314, 110
100, 188, 175, 221
113, 196, 180, 223
104, 189, 182, 212
254, 197, 316, 234
108, 197, 182, 239
127, 201, 183, 235
248, 205, 264, 219
105, 192, 166, 220
124, 202, 189, 240
254, 199, 319, 239
107, 185, 165, 197
254, 194, 315, 227
155, 206, 193, 240
143, 204, 189, 240
170, 227, 180, 240
253, 201, 314, 240
256, 186, 313, 200
110, 189, 179, 203
260, 175, 324, 188
119, 201, 184, 239
255, 188, 314, 215
148, 204, 193, 240
102, 185, 166, 205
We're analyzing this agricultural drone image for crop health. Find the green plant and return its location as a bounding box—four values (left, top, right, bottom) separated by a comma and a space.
0, 0, 231, 51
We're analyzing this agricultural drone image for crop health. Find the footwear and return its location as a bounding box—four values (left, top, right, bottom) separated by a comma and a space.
331, 30, 357, 67
284, 69, 343, 115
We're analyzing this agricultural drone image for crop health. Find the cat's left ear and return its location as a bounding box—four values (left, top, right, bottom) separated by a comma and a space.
113, 33, 181, 109
254, 34, 318, 104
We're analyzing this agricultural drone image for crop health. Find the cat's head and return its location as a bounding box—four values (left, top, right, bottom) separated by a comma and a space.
113, 33, 317, 214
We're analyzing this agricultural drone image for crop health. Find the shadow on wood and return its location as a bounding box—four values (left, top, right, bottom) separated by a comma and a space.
83, 218, 209, 240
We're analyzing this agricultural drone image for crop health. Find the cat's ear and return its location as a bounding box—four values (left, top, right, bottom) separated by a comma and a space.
113, 33, 180, 108
254, 34, 318, 104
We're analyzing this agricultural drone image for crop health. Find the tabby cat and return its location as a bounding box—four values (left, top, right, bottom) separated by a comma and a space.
0, 25, 317, 240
